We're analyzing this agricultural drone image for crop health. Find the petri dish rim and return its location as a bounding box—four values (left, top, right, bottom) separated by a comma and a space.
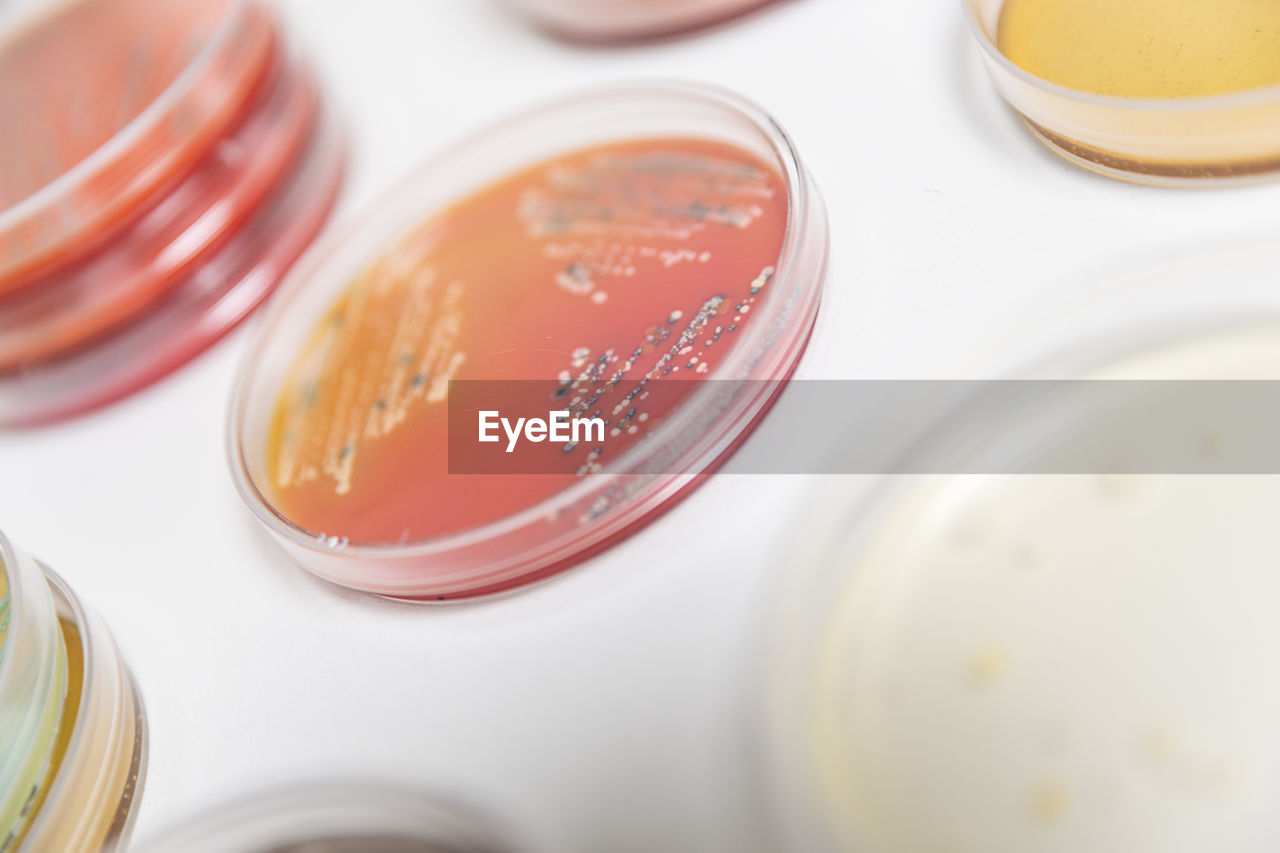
507, 0, 781, 43
0, 0, 251, 234
960, 0, 1280, 114
28, 564, 148, 853
227, 80, 825, 573
128, 782, 519, 852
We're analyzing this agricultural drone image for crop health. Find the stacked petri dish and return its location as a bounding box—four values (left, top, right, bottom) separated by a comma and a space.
129, 784, 520, 853
228, 81, 828, 601
0, 0, 344, 426
0, 529, 146, 853
507, 0, 778, 41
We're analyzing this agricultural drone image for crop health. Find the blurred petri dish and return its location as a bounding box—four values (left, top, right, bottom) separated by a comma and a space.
0, 1, 345, 427
0, 104, 343, 426
0, 49, 319, 371
0, 530, 146, 853
129, 784, 520, 853
963, 0, 1280, 184
229, 81, 828, 601
0, 0, 278, 289
506, 0, 779, 41
763, 322, 1280, 852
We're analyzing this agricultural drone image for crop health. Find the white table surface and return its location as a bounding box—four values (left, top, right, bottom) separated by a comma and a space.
4, 0, 1280, 850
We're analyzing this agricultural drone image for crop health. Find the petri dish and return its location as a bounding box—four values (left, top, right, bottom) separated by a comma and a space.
229, 81, 828, 600
963, 0, 1280, 184
0, 0, 278, 289
506, 0, 779, 41
129, 784, 520, 853
0, 532, 147, 853
0, 1, 345, 427
0, 103, 343, 426
0, 48, 319, 371
763, 322, 1280, 852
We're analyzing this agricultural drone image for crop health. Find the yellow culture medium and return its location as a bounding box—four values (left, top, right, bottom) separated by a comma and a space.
13, 620, 83, 851
967, 0, 1280, 182
998, 0, 1280, 98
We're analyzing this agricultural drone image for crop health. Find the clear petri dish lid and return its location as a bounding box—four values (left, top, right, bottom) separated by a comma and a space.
0, 0, 279, 290
129, 784, 521, 853
506, 0, 779, 41
227, 80, 829, 600
0, 530, 67, 846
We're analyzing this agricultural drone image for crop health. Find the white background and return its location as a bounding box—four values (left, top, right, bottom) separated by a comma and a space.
3, 0, 1280, 850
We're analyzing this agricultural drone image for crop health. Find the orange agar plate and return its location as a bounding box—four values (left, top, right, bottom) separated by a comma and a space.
230, 84, 828, 600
